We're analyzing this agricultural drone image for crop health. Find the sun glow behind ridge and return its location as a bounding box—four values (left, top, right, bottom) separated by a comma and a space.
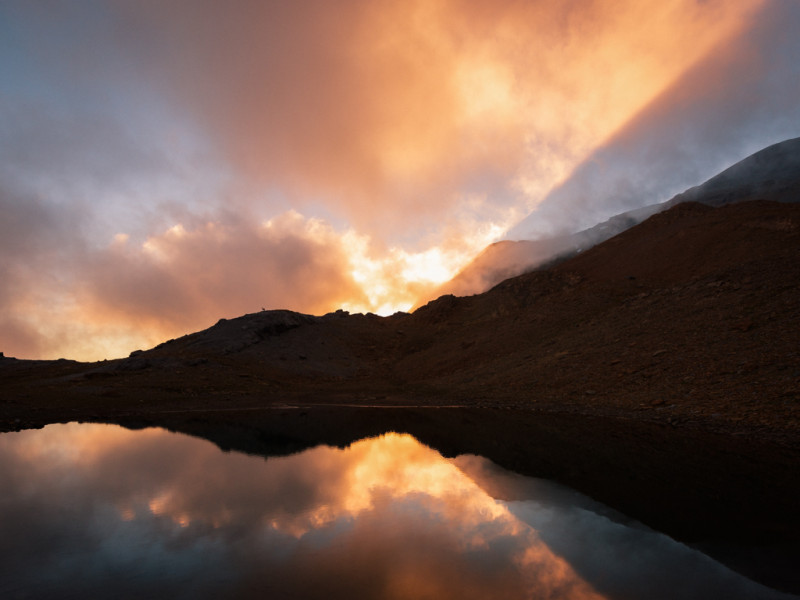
340, 220, 506, 316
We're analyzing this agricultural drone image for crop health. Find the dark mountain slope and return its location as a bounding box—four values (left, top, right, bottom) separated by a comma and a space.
389, 201, 799, 430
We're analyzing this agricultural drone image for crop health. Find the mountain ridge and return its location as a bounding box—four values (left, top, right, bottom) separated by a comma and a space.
422, 137, 800, 304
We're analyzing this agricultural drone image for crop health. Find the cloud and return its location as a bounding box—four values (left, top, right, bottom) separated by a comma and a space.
508, 0, 800, 240
0, 212, 365, 360
120, 0, 760, 238
0, 184, 85, 358
0, 171, 358, 359
0, 199, 499, 360
80, 212, 366, 330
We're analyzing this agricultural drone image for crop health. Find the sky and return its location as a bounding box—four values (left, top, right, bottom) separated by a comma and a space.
2, 0, 799, 361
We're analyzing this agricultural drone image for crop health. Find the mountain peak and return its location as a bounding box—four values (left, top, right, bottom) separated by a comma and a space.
667, 136, 800, 207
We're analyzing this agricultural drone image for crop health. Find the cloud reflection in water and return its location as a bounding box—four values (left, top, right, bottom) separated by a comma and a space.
0, 423, 789, 599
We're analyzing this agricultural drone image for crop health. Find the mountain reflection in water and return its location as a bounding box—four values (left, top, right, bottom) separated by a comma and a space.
0, 423, 790, 600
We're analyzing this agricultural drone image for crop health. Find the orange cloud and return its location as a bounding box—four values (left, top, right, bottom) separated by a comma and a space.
71, 213, 366, 357
1, 196, 503, 360
0, 209, 499, 361
128, 0, 762, 234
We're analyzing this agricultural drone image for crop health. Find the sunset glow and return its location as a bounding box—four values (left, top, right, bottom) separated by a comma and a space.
2, 0, 797, 360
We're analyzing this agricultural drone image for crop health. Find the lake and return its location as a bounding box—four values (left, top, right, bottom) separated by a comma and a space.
0, 422, 791, 599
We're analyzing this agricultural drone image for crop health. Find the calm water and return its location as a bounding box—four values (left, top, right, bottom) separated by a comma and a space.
0, 423, 792, 600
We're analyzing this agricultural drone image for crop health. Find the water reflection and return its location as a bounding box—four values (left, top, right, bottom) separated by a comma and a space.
0, 423, 790, 599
